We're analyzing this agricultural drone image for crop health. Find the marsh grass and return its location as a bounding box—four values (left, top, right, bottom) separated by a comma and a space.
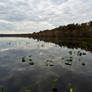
47, 60, 53, 62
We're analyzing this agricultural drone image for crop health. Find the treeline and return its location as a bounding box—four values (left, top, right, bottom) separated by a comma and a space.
31, 21, 92, 38
0, 34, 31, 37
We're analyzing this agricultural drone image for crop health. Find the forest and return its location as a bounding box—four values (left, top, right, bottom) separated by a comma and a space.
31, 21, 92, 38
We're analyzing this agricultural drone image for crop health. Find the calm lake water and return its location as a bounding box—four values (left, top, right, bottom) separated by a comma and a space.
0, 37, 92, 92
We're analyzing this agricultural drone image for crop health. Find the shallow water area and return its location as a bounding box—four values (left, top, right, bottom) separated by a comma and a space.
0, 37, 92, 92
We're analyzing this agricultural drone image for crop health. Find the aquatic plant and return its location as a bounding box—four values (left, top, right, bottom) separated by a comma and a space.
82, 52, 86, 55
47, 60, 53, 62
52, 79, 57, 84
65, 62, 72, 65
29, 62, 34, 65
52, 79, 58, 92
46, 60, 54, 66
66, 56, 73, 62
64, 56, 73, 65
24, 90, 32, 92
79, 52, 82, 56
29, 55, 32, 57
81, 62, 86, 66
22, 57, 25, 62
69, 51, 72, 55
49, 64, 54, 66
77, 51, 86, 56
65, 56, 73, 65
66, 59, 72, 62
29, 58, 32, 61
70, 88, 73, 92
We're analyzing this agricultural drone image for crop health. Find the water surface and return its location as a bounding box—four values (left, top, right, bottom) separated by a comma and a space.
0, 37, 92, 92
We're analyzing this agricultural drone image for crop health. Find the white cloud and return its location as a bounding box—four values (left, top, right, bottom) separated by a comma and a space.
0, 0, 92, 33
0, 21, 55, 34
0, 2, 6, 6
14, 21, 55, 33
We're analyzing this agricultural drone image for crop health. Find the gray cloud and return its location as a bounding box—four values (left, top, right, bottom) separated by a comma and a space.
0, 22, 14, 31
51, 0, 68, 5
0, 0, 92, 33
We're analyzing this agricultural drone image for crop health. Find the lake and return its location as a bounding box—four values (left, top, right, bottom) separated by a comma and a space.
0, 37, 92, 92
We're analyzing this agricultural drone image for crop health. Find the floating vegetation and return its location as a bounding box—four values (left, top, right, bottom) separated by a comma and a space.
52, 79, 57, 84
0, 88, 3, 92
21, 54, 34, 65
24, 90, 32, 92
66, 59, 72, 62
22, 57, 25, 62
77, 51, 86, 56
49, 64, 54, 66
29, 55, 32, 57
47, 60, 53, 62
70, 88, 73, 92
77, 51, 82, 56
65, 56, 73, 65
62, 50, 87, 66
52, 79, 58, 92
29, 61, 34, 65
81, 62, 86, 66
66, 56, 73, 62
68, 51, 72, 55
65, 62, 72, 65
82, 52, 86, 55
29, 58, 32, 61
68, 50, 87, 57
29, 55, 32, 62
46, 59, 54, 66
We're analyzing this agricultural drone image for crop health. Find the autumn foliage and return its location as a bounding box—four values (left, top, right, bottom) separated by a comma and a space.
31, 21, 92, 38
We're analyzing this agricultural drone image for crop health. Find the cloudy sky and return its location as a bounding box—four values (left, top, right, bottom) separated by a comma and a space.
0, 0, 92, 34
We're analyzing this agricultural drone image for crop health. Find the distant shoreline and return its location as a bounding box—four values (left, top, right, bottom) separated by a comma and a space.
0, 34, 32, 37
0, 21, 92, 38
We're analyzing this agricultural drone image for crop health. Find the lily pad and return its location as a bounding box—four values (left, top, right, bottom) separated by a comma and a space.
24, 90, 32, 92
29, 62, 34, 65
